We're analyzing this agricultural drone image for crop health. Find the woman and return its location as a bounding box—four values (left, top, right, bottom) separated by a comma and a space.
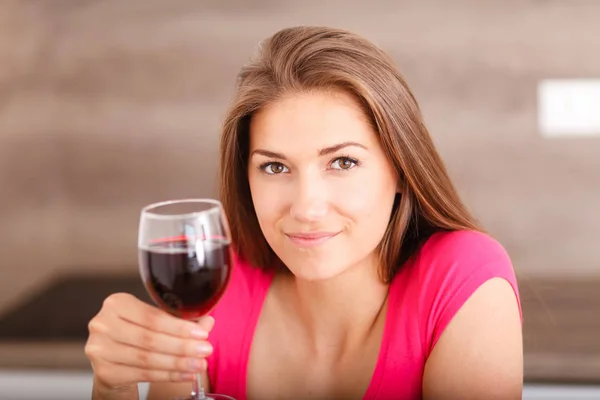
86, 26, 523, 400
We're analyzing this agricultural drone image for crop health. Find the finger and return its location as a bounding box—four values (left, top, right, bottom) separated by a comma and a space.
196, 315, 216, 333
92, 360, 196, 387
95, 336, 210, 372
105, 293, 211, 339
106, 315, 213, 357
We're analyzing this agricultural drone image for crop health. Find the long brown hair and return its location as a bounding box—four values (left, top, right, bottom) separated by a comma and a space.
219, 26, 481, 283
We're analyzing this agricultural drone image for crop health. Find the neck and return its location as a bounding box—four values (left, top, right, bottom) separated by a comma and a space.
279, 255, 389, 360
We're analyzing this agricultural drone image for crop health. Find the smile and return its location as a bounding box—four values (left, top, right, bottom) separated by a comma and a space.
284, 231, 341, 247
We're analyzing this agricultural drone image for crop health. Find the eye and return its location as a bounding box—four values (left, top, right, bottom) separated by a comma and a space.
260, 162, 289, 175
330, 156, 359, 171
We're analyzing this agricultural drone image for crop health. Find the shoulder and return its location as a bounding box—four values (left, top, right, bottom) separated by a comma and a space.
413, 230, 516, 291
419, 232, 523, 398
401, 230, 521, 355
421, 229, 510, 266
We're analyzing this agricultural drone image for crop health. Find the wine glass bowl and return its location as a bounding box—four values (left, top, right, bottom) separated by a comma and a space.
138, 199, 235, 400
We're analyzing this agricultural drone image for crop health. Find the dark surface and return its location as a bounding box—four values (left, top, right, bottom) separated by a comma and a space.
0, 274, 153, 341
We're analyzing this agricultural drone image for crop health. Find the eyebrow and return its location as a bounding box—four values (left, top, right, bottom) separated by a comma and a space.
250, 141, 368, 160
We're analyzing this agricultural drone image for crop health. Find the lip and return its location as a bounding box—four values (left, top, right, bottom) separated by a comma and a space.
285, 231, 340, 247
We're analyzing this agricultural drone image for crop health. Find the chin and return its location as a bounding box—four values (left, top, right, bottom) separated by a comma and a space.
283, 258, 348, 282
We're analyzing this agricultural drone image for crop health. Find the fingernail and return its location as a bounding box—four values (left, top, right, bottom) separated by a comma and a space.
190, 328, 207, 339
206, 316, 215, 329
196, 342, 213, 355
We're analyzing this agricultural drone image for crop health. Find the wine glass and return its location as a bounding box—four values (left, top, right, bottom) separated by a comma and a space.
138, 199, 235, 400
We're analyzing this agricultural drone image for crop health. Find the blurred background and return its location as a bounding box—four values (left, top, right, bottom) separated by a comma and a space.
0, 0, 599, 399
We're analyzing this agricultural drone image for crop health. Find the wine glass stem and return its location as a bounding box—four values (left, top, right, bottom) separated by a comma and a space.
192, 372, 207, 400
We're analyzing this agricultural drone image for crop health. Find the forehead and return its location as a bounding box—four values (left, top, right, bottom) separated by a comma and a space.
249, 90, 379, 151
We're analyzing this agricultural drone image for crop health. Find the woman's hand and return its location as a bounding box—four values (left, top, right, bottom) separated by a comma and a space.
85, 293, 214, 397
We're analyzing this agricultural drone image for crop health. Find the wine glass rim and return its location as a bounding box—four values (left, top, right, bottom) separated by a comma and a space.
141, 198, 223, 220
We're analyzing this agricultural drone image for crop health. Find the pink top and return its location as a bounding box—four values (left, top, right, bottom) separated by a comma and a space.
207, 230, 521, 400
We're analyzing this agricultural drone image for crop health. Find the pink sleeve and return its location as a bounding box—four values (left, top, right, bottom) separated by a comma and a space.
205, 253, 271, 397
416, 231, 522, 358
206, 253, 253, 388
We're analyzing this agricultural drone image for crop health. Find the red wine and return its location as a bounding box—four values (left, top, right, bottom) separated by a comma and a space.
139, 237, 232, 319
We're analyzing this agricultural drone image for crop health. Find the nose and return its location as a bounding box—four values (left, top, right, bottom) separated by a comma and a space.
289, 173, 329, 223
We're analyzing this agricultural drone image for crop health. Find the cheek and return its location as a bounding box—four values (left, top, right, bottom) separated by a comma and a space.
248, 177, 282, 228
334, 174, 397, 256
336, 171, 397, 221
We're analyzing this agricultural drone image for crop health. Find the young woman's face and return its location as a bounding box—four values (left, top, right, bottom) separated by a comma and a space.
248, 90, 398, 281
